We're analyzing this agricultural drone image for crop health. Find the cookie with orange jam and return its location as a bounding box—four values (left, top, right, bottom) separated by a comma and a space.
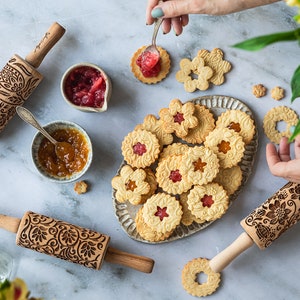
216, 109, 255, 145
111, 164, 150, 205
159, 99, 198, 138
187, 183, 229, 222
130, 45, 171, 84
156, 155, 192, 195
142, 192, 183, 234
204, 127, 245, 169
121, 129, 160, 168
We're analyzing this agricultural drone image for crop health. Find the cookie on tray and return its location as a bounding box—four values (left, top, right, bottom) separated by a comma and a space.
159, 99, 198, 138
141, 167, 158, 203
181, 104, 215, 144
215, 109, 255, 145
204, 127, 245, 169
135, 114, 173, 148
181, 145, 219, 186
111, 164, 150, 205
130, 45, 171, 84
121, 129, 160, 168
187, 183, 229, 222
142, 192, 183, 234
158, 142, 190, 162
156, 154, 192, 195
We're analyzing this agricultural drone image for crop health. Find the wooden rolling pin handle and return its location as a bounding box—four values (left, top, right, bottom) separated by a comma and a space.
0, 215, 20, 233
105, 247, 155, 274
25, 22, 66, 68
209, 232, 254, 273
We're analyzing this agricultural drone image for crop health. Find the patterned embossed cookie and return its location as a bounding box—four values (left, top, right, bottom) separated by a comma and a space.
181, 104, 215, 144
142, 192, 183, 234
135, 207, 174, 242
130, 45, 171, 84
141, 167, 158, 203
156, 155, 192, 195
181, 146, 219, 186
215, 109, 255, 144
214, 166, 242, 196
111, 165, 150, 205
158, 142, 190, 162
135, 114, 173, 147
187, 183, 229, 222
121, 129, 160, 168
159, 99, 198, 138
204, 127, 245, 168
197, 48, 231, 85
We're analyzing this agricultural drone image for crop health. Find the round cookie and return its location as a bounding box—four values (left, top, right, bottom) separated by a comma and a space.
263, 106, 299, 144
215, 109, 255, 145
121, 129, 160, 168
130, 45, 171, 84
158, 142, 190, 162
182, 258, 221, 297
204, 127, 245, 169
187, 183, 229, 222
181, 145, 219, 186
142, 192, 183, 234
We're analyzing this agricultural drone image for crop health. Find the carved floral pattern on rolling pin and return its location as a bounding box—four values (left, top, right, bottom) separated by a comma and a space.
16, 211, 110, 270
242, 182, 300, 249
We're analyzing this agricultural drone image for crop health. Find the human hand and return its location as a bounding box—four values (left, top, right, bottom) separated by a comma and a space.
146, 0, 280, 35
266, 135, 300, 183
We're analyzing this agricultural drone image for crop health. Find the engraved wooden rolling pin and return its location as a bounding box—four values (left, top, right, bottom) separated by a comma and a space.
0, 22, 65, 133
0, 211, 154, 273
182, 181, 300, 297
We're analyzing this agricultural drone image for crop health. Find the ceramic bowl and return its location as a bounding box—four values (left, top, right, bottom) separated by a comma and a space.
31, 120, 93, 183
60, 62, 112, 112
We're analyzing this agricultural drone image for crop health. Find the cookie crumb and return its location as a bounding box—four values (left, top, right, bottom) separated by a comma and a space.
271, 86, 285, 100
252, 84, 267, 98
74, 181, 88, 194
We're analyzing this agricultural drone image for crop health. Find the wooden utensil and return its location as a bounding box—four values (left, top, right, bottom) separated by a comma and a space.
182, 181, 300, 297
0, 211, 154, 273
0, 22, 65, 133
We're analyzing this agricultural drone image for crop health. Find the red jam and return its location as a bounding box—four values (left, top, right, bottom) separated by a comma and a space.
169, 169, 182, 183
201, 195, 214, 208
64, 66, 106, 108
174, 112, 184, 124
136, 50, 161, 77
133, 142, 147, 156
155, 206, 169, 221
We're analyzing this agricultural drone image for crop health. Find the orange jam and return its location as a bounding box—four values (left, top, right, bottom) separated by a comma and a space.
227, 122, 241, 132
126, 180, 137, 191
37, 128, 90, 178
218, 140, 231, 154
193, 158, 207, 172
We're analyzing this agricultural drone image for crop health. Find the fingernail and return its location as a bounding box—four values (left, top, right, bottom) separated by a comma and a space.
290, 125, 296, 134
151, 7, 164, 18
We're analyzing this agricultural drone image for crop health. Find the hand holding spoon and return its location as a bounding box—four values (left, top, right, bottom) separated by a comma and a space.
16, 106, 75, 163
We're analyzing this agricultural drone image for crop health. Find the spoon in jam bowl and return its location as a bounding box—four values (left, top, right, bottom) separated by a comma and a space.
16, 106, 75, 163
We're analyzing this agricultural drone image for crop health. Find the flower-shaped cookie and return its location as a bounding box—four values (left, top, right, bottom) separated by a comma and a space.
111, 164, 150, 205
176, 57, 213, 92
159, 98, 198, 138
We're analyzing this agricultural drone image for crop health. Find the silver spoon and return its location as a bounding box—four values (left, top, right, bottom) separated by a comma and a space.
16, 106, 75, 163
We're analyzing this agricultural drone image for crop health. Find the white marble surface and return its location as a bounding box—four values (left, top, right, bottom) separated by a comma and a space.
0, 1, 300, 299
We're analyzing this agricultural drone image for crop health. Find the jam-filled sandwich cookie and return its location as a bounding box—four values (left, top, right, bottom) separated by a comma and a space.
142, 192, 183, 234
181, 104, 215, 144
135, 114, 173, 148
158, 142, 189, 162
111, 165, 150, 205
187, 182, 229, 222
130, 45, 171, 84
121, 129, 160, 168
156, 154, 192, 195
204, 127, 245, 169
215, 109, 255, 145
181, 145, 219, 186
159, 99, 198, 138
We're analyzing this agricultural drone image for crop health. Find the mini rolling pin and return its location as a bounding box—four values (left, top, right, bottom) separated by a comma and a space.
0, 22, 65, 133
0, 211, 154, 273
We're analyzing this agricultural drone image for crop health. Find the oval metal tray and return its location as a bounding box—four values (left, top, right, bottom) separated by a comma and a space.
112, 95, 258, 244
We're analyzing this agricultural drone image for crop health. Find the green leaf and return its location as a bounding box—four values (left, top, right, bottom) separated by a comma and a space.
291, 65, 300, 102
232, 28, 300, 51
288, 119, 300, 143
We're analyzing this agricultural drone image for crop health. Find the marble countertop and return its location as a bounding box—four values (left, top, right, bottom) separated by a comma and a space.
0, 1, 299, 299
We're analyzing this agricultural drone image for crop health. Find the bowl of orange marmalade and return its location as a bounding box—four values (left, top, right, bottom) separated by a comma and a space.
31, 121, 93, 182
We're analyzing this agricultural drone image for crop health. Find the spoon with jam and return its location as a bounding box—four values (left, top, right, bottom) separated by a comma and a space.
16, 106, 75, 163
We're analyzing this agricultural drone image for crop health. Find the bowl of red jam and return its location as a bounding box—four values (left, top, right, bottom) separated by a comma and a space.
31, 120, 93, 183
61, 63, 112, 112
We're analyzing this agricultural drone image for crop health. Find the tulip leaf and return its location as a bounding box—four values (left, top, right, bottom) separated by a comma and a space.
289, 119, 300, 143
291, 65, 300, 103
